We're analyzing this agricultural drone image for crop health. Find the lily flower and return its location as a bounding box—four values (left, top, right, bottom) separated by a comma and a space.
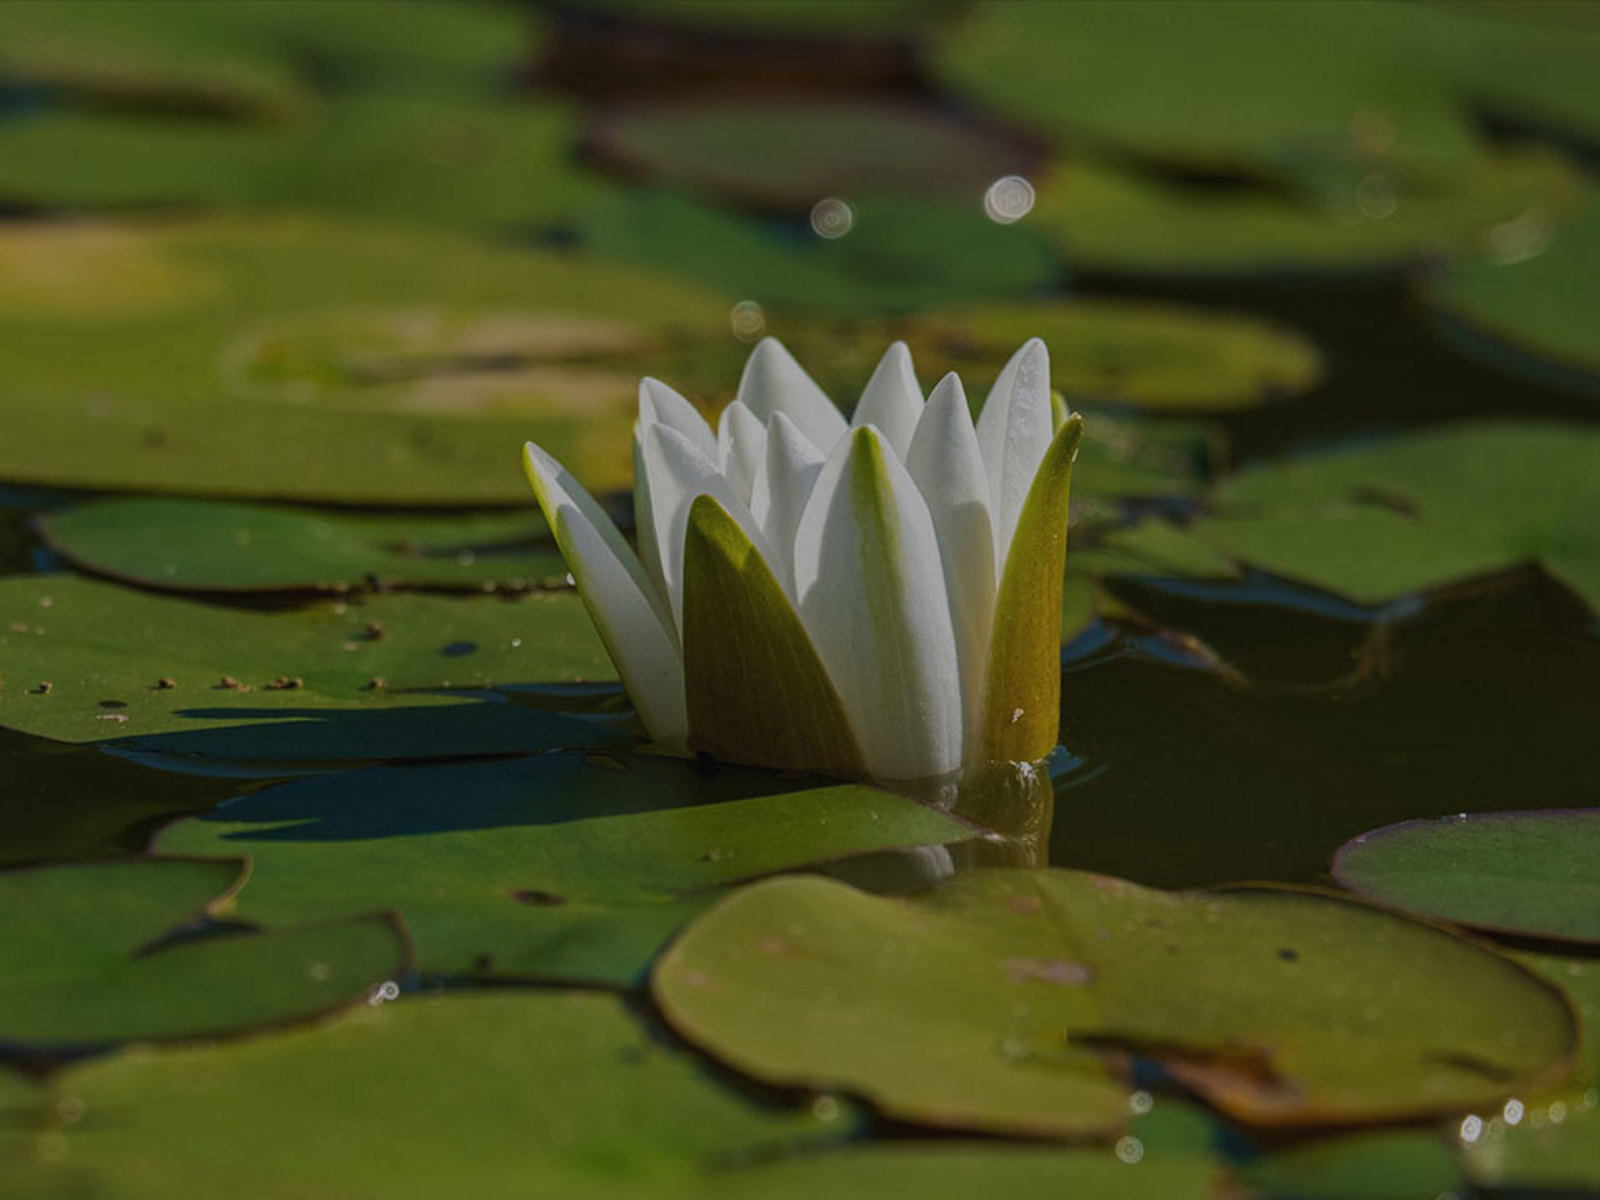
524, 337, 1083, 786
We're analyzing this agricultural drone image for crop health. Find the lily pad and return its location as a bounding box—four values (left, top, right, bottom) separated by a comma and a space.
37, 499, 565, 595
1424, 200, 1600, 394
12, 991, 849, 1200
0, 857, 407, 1050
1028, 150, 1586, 278
1186, 422, 1600, 614
1238, 1131, 1463, 1200
1333, 809, 1600, 945
155, 752, 975, 986
1458, 951, 1600, 1192
583, 188, 1058, 314
931, 0, 1480, 183
895, 300, 1322, 413
654, 870, 1575, 1135
584, 98, 1036, 209
0, 574, 619, 761
0, 216, 735, 501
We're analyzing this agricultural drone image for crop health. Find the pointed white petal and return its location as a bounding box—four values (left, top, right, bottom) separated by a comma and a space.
850, 340, 924, 458
750, 412, 825, 595
736, 336, 848, 452
643, 422, 768, 633
793, 427, 964, 782
639, 377, 716, 459
976, 338, 1052, 571
523, 443, 685, 745
632, 428, 669, 604
717, 400, 766, 505
906, 372, 997, 736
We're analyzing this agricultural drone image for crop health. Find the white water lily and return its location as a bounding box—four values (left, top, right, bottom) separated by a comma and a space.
524, 337, 1083, 785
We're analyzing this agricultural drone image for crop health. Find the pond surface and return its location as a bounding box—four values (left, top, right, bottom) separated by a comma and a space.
2, 3, 1599, 1198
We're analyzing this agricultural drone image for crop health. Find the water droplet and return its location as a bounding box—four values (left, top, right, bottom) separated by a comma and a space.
730, 300, 766, 342
984, 175, 1036, 224
810, 197, 854, 239
1114, 1136, 1144, 1164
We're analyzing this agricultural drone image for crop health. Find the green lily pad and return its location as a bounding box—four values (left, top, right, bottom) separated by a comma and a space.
0, 574, 620, 761
585, 98, 1036, 209
1029, 150, 1587, 277
931, 0, 1480, 183
37, 499, 565, 595
1460, 952, 1600, 1192
0, 857, 407, 1050
0, 216, 735, 501
0, 0, 533, 117
1333, 810, 1600, 945
1237, 1131, 1463, 1200
583, 188, 1058, 314
654, 870, 1575, 1135
1186, 422, 1600, 614
11, 991, 849, 1200
1424, 200, 1600, 394
895, 300, 1322, 413
156, 752, 975, 986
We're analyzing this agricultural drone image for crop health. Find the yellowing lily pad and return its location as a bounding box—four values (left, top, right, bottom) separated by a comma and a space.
0, 857, 407, 1050
155, 752, 976, 985
13, 991, 851, 1200
0, 574, 619, 761
654, 870, 1576, 1135
37, 499, 565, 595
0, 216, 735, 502
1187, 422, 1600, 614
1334, 809, 1600, 945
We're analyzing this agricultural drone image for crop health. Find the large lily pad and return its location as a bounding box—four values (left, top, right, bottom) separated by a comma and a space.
1461, 952, 1600, 1192
584, 98, 1036, 209
0, 216, 735, 501
37, 499, 564, 594
1333, 810, 1600, 945
1424, 200, 1600, 394
1186, 422, 1600, 614
582, 188, 1058, 314
155, 752, 975, 986
894, 300, 1321, 413
1028, 150, 1586, 278
10, 991, 849, 1200
0, 857, 407, 1050
0, 574, 620, 761
654, 870, 1575, 1135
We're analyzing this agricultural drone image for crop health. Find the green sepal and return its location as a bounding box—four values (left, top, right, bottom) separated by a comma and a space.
682, 495, 864, 778
978, 413, 1085, 765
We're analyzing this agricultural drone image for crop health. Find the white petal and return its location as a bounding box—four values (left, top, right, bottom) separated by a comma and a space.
643, 422, 768, 633
906, 372, 996, 733
639, 377, 716, 459
793, 426, 964, 782
632, 429, 668, 603
750, 412, 826, 596
523, 443, 685, 745
717, 400, 766, 505
975, 337, 1052, 572
736, 336, 848, 452
851, 340, 924, 458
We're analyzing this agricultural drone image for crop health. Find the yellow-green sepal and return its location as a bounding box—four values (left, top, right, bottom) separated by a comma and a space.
682, 494, 864, 779
977, 413, 1085, 765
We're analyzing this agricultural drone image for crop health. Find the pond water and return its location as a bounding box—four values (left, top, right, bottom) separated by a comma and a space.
2, 3, 1599, 1198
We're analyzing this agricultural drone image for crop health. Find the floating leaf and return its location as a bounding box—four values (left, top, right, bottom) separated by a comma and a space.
1238, 1131, 1463, 1200
1187, 422, 1600, 614
0, 857, 406, 1050
585, 98, 1036, 209
0, 216, 733, 501
1028, 151, 1586, 278
10, 991, 850, 1199
38, 499, 564, 595
654, 870, 1575, 1135
1334, 809, 1600, 945
896, 300, 1322, 413
1424, 200, 1600, 395
0, 574, 619, 761
156, 752, 974, 986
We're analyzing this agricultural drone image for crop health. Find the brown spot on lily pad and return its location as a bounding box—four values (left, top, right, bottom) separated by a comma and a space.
1004, 957, 1094, 986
